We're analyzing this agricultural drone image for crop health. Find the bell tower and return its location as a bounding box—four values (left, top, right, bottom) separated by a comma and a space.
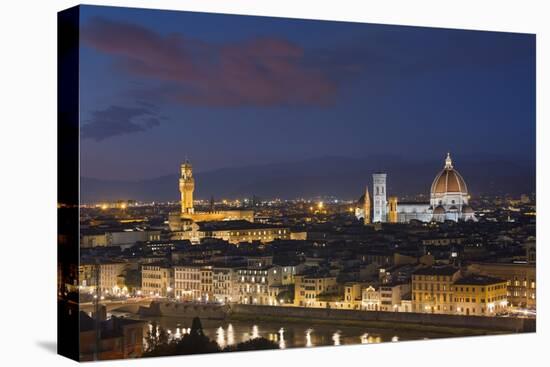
363, 186, 371, 225
388, 196, 398, 223
372, 173, 387, 223
179, 160, 195, 215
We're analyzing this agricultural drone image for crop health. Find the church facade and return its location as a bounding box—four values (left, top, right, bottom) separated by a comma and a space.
355, 153, 476, 223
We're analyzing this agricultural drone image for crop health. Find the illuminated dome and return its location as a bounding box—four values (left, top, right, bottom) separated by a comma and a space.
429, 153, 473, 222
430, 153, 468, 195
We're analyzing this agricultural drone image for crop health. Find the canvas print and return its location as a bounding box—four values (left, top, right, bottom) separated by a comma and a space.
57, 4, 536, 362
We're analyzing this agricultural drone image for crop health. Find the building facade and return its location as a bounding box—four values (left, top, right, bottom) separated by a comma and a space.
412, 266, 461, 314
452, 275, 508, 316
294, 273, 338, 308
141, 264, 171, 297
468, 262, 536, 309
173, 265, 202, 301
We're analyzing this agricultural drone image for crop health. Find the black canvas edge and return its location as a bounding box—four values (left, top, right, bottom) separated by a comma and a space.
57, 5, 81, 362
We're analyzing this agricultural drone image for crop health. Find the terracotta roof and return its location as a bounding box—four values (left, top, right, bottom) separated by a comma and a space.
431, 168, 468, 194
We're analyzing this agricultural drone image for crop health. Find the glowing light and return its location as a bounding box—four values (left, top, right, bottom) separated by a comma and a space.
305, 328, 313, 347
360, 333, 369, 344
227, 324, 235, 346
216, 326, 226, 348
101, 204, 108, 210
278, 328, 286, 349
392, 336, 399, 342
318, 202, 324, 209
332, 331, 341, 346
251, 325, 259, 339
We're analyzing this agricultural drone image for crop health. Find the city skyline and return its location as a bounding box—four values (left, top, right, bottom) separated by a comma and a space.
57, 5, 537, 362
79, 5, 535, 181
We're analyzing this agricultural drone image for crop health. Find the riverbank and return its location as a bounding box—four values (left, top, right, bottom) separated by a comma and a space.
228, 304, 535, 334
227, 312, 503, 337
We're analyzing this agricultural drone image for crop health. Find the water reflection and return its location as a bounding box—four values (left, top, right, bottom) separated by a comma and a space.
305, 328, 313, 347
251, 325, 259, 339
279, 328, 286, 349
216, 327, 226, 349
138, 317, 422, 350
227, 324, 235, 346
332, 331, 341, 346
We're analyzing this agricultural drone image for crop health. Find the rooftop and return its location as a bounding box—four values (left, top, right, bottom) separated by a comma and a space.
454, 275, 506, 286
196, 220, 286, 231
413, 266, 460, 276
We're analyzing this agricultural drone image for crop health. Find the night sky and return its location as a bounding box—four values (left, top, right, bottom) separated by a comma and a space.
79, 5, 535, 181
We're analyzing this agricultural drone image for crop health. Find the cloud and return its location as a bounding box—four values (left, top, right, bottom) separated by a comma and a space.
81, 104, 166, 141
81, 17, 337, 107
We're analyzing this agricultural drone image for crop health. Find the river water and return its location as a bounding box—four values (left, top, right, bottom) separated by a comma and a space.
116, 313, 449, 350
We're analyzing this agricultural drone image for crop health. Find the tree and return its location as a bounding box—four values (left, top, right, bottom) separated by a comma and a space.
144, 317, 220, 357
144, 322, 168, 353
224, 337, 279, 352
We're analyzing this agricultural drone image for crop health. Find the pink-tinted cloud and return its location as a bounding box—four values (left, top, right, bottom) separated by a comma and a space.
81, 17, 337, 107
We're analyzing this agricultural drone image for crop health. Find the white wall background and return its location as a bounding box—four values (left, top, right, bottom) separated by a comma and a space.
0, 0, 546, 366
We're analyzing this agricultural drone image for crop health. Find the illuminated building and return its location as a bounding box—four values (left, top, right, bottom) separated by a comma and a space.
379, 282, 411, 311
361, 186, 371, 224
372, 173, 388, 223
467, 262, 536, 309
412, 266, 460, 314
212, 267, 236, 303
361, 285, 380, 311
235, 266, 284, 305
173, 265, 206, 301
452, 275, 508, 316
184, 220, 292, 244
356, 153, 477, 223
141, 264, 171, 297
169, 160, 254, 231
179, 161, 195, 215
388, 196, 398, 223
294, 272, 338, 308
429, 153, 476, 222
81, 229, 161, 249
79, 262, 128, 296
343, 283, 363, 309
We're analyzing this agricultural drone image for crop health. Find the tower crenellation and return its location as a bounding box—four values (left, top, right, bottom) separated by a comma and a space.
179, 160, 195, 215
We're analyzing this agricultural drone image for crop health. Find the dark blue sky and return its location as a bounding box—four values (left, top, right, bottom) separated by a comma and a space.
79, 5, 535, 181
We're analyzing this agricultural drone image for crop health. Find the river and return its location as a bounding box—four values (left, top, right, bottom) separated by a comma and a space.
112, 312, 448, 349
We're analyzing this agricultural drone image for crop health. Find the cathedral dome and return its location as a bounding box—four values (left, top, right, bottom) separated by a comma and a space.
430, 153, 468, 195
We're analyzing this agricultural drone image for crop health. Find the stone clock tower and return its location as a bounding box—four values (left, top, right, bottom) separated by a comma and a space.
179, 160, 195, 215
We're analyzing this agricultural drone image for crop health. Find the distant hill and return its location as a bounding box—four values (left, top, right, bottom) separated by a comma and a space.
80, 155, 535, 203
